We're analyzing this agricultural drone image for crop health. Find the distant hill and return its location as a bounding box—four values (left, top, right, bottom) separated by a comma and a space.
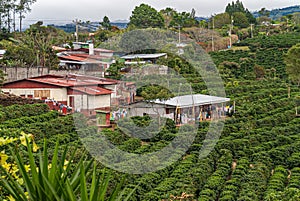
48, 20, 128, 33
195, 16, 209, 22
253, 5, 300, 20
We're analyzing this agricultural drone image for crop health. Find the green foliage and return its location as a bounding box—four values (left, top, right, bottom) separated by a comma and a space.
232, 12, 249, 28
129, 4, 164, 29
169, 11, 198, 28
212, 13, 231, 29
100, 16, 112, 30
1, 21, 67, 69
119, 29, 154, 53
0, 69, 6, 87
0, 103, 49, 122
140, 84, 174, 101
225, 0, 256, 26
105, 60, 125, 79
254, 64, 265, 79
0, 138, 133, 201
284, 43, 300, 85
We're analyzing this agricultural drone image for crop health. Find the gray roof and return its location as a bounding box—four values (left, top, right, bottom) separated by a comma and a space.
121, 53, 167, 60
152, 94, 230, 108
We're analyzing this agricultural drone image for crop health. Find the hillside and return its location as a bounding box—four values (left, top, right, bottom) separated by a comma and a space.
253, 5, 300, 20
1, 31, 300, 200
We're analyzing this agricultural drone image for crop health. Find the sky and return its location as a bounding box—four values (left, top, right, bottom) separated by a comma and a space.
23, 0, 299, 26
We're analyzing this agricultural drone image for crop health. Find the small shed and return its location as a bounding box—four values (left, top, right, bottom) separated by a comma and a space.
96, 110, 111, 127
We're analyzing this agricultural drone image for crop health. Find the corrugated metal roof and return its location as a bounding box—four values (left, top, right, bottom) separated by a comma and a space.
94, 48, 114, 53
121, 53, 167, 60
71, 86, 112, 95
152, 94, 230, 108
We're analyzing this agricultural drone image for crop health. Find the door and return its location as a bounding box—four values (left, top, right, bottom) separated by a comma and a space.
69, 96, 74, 108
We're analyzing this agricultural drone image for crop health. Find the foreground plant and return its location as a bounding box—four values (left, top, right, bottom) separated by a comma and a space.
0, 138, 135, 201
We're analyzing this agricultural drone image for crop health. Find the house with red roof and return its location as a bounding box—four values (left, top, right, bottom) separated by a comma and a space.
55, 42, 115, 77
1, 74, 135, 116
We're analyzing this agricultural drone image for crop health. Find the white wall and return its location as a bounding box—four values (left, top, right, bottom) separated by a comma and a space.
104, 85, 117, 98
71, 94, 110, 110
2, 88, 67, 101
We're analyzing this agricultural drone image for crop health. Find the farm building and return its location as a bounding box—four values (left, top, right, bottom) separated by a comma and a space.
121, 94, 231, 125
1, 74, 135, 116
121, 53, 167, 65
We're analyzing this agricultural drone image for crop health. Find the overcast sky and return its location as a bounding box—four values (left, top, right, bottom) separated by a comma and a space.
23, 0, 299, 25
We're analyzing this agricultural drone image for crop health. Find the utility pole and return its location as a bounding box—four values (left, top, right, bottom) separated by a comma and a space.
73, 19, 81, 42
177, 24, 181, 44
250, 24, 254, 38
229, 15, 233, 48
174, 24, 183, 54
212, 16, 215, 51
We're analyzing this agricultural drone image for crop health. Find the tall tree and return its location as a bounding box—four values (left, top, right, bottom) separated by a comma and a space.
100, 16, 111, 30
232, 12, 249, 28
16, 0, 36, 32
284, 43, 300, 86
225, 0, 256, 27
129, 4, 164, 28
169, 11, 198, 27
0, 0, 36, 32
225, 0, 245, 16
212, 13, 231, 29
1, 22, 68, 70
258, 8, 270, 17
160, 7, 176, 28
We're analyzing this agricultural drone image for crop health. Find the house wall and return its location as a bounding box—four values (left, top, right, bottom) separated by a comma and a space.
126, 103, 167, 117
104, 85, 117, 98
0, 67, 107, 82
128, 107, 166, 117
2, 88, 67, 100
95, 51, 113, 58
71, 94, 110, 110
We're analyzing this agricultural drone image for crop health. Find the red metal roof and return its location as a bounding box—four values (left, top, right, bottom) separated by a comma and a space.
28, 77, 103, 87
4, 74, 124, 90
67, 74, 118, 85
58, 55, 88, 62
70, 86, 112, 95
69, 53, 108, 59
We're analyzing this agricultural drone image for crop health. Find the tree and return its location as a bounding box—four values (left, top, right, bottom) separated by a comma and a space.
105, 60, 124, 79
160, 7, 176, 28
169, 11, 198, 28
141, 84, 173, 101
183, 27, 221, 44
0, 21, 68, 71
258, 8, 270, 17
100, 16, 111, 30
212, 13, 231, 29
225, 0, 245, 16
284, 43, 300, 86
225, 1, 256, 27
129, 4, 164, 28
0, 0, 36, 32
119, 29, 154, 53
233, 12, 249, 28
